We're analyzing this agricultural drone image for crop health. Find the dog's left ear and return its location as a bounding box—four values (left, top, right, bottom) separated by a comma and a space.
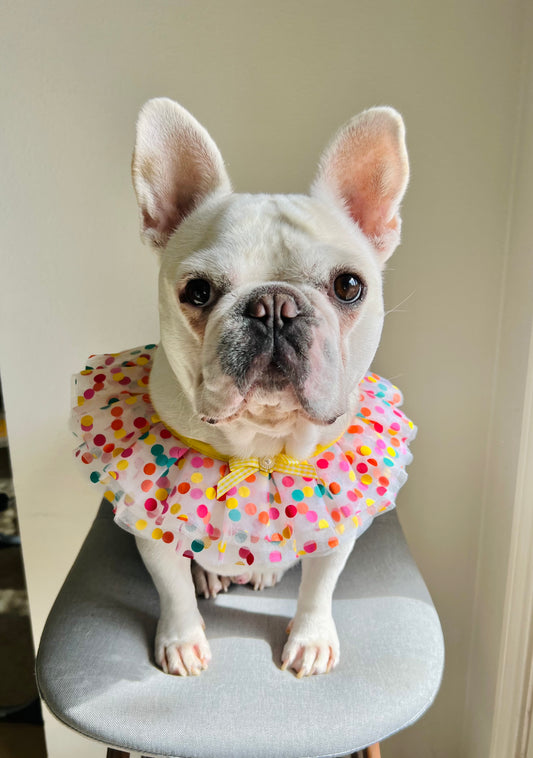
312, 107, 409, 262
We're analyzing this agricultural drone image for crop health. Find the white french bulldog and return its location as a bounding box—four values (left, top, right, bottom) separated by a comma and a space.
130, 97, 409, 678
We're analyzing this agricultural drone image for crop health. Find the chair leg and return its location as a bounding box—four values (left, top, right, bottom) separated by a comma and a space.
352, 744, 382, 758
106, 751, 130, 758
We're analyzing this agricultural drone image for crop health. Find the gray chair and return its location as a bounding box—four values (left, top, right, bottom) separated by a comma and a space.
36, 501, 443, 758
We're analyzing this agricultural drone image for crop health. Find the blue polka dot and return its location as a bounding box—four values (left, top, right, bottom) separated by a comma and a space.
384, 458, 394, 467
228, 510, 241, 522
90, 471, 100, 483
314, 483, 326, 496
151, 444, 164, 457
156, 454, 168, 467
292, 489, 304, 501
191, 539, 204, 552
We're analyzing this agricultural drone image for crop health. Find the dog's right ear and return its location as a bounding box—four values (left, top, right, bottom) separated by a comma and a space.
132, 98, 231, 249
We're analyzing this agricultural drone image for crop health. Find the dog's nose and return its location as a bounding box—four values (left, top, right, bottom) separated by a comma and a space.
245, 292, 300, 327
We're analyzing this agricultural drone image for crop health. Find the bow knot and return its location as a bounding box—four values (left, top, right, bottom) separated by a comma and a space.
217, 453, 316, 498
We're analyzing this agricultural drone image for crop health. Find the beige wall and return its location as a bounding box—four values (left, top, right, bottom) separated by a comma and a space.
0, 2, 526, 756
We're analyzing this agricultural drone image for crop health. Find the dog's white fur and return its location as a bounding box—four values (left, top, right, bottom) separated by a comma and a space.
131, 98, 409, 677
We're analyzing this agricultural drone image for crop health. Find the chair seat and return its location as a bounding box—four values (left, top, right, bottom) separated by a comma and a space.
37, 502, 444, 758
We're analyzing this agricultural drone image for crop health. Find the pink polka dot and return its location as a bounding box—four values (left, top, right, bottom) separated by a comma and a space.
391, 422, 401, 431
316, 459, 329, 469
105, 357, 115, 365
197, 504, 208, 518
84, 389, 95, 400
190, 488, 203, 499
377, 486, 387, 496
304, 541, 317, 554
357, 463, 368, 474
191, 456, 204, 468
285, 505, 297, 518
339, 460, 350, 471
121, 447, 133, 458
341, 506, 351, 517
282, 476, 294, 487
270, 551, 282, 562
144, 498, 157, 511
375, 405, 385, 414
347, 491, 357, 501
169, 446, 185, 458
93, 434, 106, 447
269, 507, 280, 520
306, 510, 318, 523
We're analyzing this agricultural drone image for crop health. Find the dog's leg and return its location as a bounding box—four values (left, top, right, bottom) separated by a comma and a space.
191, 562, 231, 598
136, 537, 211, 676
281, 537, 356, 677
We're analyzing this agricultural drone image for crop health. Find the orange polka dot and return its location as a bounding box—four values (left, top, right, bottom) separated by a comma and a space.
323, 451, 335, 461
144, 462, 156, 475
328, 537, 339, 548
245, 503, 257, 516
348, 424, 364, 434
360, 407, 371, 417
258, 511, 269, 524
203, 458, 214, 468
141, 480, 153, 492
245, 474, 257, 483
329, 482, 341, 494
111, 406, 123, 417
297, 502, 309, 514
331, 509, 341, 522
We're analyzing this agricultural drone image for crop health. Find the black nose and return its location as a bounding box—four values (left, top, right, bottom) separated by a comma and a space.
245, 292, 300, 328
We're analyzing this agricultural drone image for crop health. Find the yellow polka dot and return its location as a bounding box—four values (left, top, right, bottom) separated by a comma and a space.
386, 447, 397, 457
136, 519, 147, 530
366, 498, 375, 507
318, 519, 330, 529
361, 474, 373, 485
137, 356, 149, 365
124, 494, 134, 505
77, 396, 85, 406
226, 497, 238, 509
80, 370, 93, 376
177, 458, 186, 469
170, 503, 181, 514
274, 492, 281, 504
191, 472, 203, 484
125, 396, 138, 405
81, 414, 93, 426
218, 541, 227, 553
206, 487, 216, 500
104, 490, 115, 502
112, 373, 124, 382
203, 537, 213, 550
359, 445, 372, 456
143, 434, 156, 445
109, 471, 118, 479
151, 413, 161, 423
348, 470, 356, 481
112, 447, 124, 457
238, 485, 250, 497
114, 428, 126, 439
367, 375, 377, 383
151, 528, 163, 540
303, 486, 314, 497
352, 515, 360, 527
116, 460, 129, 471
336, 523, 345, 535
155, 488, 168, 501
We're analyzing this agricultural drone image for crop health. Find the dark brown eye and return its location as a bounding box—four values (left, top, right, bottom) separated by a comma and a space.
184, 279, 212, 307
333, 273, 364, 303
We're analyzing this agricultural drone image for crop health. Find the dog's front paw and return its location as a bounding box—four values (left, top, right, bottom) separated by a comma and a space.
281, 612, 339, 678
232, 567, 287, 591
156, 616, 211, 676
192, 562, 231, 598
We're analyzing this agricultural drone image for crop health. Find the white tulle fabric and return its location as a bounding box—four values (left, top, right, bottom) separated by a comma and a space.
72, 345, 416, 569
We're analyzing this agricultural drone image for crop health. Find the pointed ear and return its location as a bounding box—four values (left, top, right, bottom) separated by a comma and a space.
312, 107, 409, 261
132, 98, 231, 249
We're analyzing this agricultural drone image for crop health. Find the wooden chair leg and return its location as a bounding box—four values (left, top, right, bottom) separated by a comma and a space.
352, 744, 382, 758
106, 751, 130, 758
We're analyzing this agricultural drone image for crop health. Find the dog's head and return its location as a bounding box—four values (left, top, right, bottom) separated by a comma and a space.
132, 98, 408, 458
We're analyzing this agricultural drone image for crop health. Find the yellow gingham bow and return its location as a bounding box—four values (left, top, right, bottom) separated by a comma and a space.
217, 453, 316, 497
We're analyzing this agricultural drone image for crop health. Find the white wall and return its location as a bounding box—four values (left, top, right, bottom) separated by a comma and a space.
0, 2, 525, 756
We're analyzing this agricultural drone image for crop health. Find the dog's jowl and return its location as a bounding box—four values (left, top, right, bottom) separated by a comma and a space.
72, 98, 415, 678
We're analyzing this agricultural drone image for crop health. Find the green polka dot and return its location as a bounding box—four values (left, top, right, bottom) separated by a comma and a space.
191, 539, 204, 552
90, 471, 100, 483
151, 444, 164, 457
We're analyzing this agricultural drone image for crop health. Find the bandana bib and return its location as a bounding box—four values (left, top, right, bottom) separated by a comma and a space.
72, 345, 416, 569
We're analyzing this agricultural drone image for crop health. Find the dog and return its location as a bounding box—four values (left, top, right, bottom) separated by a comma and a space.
73, 97, 412, 679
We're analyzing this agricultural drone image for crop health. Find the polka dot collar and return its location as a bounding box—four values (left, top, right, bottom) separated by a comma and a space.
72, 345, 416, 568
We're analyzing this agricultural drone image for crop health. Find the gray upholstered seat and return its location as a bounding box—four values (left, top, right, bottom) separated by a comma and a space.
37, 501, 443, 757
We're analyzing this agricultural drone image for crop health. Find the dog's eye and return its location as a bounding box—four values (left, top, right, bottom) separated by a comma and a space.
333, 273, 364, 303
184, 279, 212, 307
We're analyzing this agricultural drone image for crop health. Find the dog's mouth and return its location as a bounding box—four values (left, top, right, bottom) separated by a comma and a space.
199, 381, 343, 428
